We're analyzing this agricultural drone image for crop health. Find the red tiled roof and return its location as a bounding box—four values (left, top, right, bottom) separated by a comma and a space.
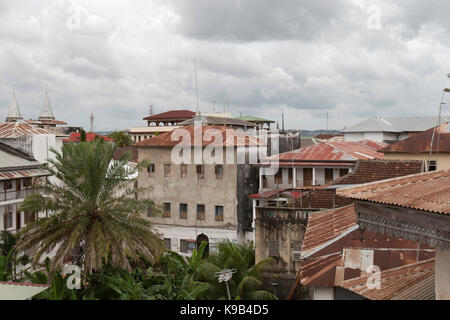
133, 125, 265, 147
340, 258, 435, 300
63, 132, 114, 142
332, 159, 424, 185
143, 110, 195, 121
265, 140, 387, 163
382, 123, 450, 153
337, 169, 450, 215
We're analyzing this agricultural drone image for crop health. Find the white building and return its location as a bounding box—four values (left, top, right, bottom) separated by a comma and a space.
342, 116, 449, 143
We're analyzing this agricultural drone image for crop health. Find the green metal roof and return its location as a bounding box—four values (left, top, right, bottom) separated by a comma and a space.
236, 115, 274, 123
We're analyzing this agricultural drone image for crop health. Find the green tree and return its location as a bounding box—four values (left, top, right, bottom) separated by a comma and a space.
80, 129, 87, 142
16, 140, 164, 281
108, 131, 132, 147
196, 241, 277, 300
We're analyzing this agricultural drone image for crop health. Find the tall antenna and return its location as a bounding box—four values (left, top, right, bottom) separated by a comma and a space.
194, 59, 200, 113
90, 113, 95, 132
326, 112, 329, 130
282, 112, 285, 132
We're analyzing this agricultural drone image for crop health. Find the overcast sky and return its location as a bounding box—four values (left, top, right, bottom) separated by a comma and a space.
1, 0, 450, 131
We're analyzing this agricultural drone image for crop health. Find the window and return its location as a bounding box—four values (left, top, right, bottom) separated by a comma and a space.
325, 169, 334, 183
4, 209, 13, 229
267, 240, 280, 257
23, 178, 32, 188
179, 203, 187, 219
428, 160, 437, 171
339, 168, 349, 177
3, 180, 12, 190
164, 164, 171, 177
196, 165, 205, 179
180, 240, 195, 253
262, 176, 268, 188
24, 211, 36, 225
291, 241, 302, 261
164, 238, 171, 250
215, 165, 223, 180
288, 168, 293, 184
215, 205, 224, 221
163, 203, 171, 218
197, 204, 205, 220
147, 164, 155, 176
274, 169, 282, 184
146, 204, 155, 217
181, 164, 187, 178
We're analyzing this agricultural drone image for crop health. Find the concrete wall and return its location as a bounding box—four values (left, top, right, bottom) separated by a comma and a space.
384, 152, 450, 171
312, 286, 334, 300
436, 249, 450, 300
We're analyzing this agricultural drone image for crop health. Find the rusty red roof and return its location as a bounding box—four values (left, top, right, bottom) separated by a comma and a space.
0, 122, 57, 138
63, 132, 114, 142
301, 204, 358, 259
133, 125, 265, 147
331, 159, 424, 185
265, 140, 387, 163
25, 119, 68, 126
337, 169, 450, 215
0, 168, 51, 181
382, 123, 450, 153
340, 258, 435, 300
143, 110, 195, 121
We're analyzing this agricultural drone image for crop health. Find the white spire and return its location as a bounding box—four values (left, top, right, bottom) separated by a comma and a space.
6, 89, 23, 122
39, 90, 55, 121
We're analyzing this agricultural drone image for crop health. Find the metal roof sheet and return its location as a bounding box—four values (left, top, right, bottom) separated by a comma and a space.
337, 169, 450, 215
0, 122, 57, 138
264, 140, 386, 162
340, 258, 435, 300
0, 168, 52, 181
143, 110, 195, 121
0, 282, 50, 300
342, 116, 449, 133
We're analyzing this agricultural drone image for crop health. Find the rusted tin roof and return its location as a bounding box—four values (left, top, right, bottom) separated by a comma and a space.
340, 258, 435, 300
337, 169, 450, 215
0, 122, 57, 138
143, 110, 195, 121
301, 204, 358, 259
265, 140, 386, 163
133, 125, 265, 147
332, 159, 424, 185
382, 124, 450, 153
63, 132, 114, 142
0, 168, 51, 181
25, 120, 67, 126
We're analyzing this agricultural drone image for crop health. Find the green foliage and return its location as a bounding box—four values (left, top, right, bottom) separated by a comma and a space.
0, 231, 16, 256
16, 140, 164, 277
108, 131, 132, 147
80, 129, 87, 142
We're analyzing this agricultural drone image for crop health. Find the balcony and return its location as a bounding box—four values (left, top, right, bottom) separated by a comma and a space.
0, 188, 36, 204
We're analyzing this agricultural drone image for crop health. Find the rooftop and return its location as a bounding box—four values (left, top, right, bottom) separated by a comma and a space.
337, 169, 450, 215
143, 110, 195, 121
236, 115, 274, 123
113, 147, 138, 163
342, 116, 448, 133
382, 123, 450, 153
0, 122, 58, 138
0, 282, 50, 300
178, 115, 258, 128
133, 125, 265, 147
63, 132, 114, 143
264, 140, 387, 163
340, 258, 435, 300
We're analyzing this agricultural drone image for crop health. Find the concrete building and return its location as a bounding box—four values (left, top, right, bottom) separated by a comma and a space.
382, 123, 450, 171
342, 116, 448, 143
337, 169, 450, 300
134, 125, 265, 255
0, 141, 51, 232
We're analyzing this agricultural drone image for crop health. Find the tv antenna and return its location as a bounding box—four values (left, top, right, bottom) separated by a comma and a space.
90, 113, 95, 132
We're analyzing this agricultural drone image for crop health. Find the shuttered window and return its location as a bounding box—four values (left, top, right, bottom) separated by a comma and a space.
291, 241, 302, 261
267, 240, 280, 257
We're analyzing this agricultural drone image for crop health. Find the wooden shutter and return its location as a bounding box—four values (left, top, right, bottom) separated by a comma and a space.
267, 240, 280, 257
291, 241, 302, 261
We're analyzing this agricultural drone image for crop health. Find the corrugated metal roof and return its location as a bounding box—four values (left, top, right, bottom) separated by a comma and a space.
143, 110, 195, 121
236, 115, 274, 123
0, 282, 50, 300
342, 116, 449, 133
337, 169, 450, 215
301, 204, 358, 259
0, 122, 57, 138
340, 258, 435, 300
0, 168, 52, 181
133, 125, 265, 147
265, 140, 386, 163
179, 115, 258, 128
382, 124, 450, 153
63, 132, 114, 142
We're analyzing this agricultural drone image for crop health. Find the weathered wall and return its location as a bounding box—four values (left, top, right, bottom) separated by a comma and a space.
236, 164, 259, 242
436, 248, 450, 300
384, 152, 450, 170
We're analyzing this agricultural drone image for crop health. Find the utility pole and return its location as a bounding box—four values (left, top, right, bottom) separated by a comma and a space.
90, 113, 94, 132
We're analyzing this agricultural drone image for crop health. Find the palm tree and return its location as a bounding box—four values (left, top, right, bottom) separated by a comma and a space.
196, 241, 278, 300
16, 140, 164, 280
